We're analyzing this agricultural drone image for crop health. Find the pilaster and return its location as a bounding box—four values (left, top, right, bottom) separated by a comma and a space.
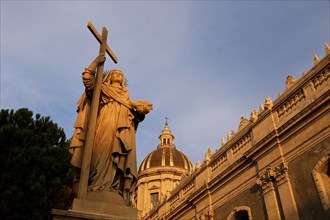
257, 168, 282, 220
257, 162, 300, 220
274, 163, 300, 220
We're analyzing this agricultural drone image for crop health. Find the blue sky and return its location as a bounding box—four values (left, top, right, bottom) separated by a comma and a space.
1, 1, 329, 165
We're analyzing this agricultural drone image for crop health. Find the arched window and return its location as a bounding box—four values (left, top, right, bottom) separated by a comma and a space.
227, 206, 252, 220
312, 155, 330, 210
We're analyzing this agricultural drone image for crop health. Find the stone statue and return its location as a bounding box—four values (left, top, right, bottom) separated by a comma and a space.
69, 54, 152, 204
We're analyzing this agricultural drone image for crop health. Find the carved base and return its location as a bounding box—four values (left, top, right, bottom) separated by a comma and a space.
86, 190, 127, 205
69, 197, 137, 219
51, 206, 137, 220
51, 191, 137, 220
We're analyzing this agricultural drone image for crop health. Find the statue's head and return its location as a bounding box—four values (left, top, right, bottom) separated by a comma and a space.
103, 69, 127, 87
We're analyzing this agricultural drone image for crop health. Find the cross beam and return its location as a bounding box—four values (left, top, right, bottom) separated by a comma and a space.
87, 21, 118, 63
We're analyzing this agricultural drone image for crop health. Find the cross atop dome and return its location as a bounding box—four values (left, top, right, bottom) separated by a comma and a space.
165, 116, 169, 128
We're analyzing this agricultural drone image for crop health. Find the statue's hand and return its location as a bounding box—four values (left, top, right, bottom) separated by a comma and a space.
89, 53, 106, 70
94, 53, 106, 65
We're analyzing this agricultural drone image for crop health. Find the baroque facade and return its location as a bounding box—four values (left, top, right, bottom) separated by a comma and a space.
137, 44, 330, 220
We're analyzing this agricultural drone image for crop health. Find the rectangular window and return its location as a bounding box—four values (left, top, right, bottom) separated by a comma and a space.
150, 192, 159, 208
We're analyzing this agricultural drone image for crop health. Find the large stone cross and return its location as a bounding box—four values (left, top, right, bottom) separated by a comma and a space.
77, 22, 118, 199
87, 22, 118, 64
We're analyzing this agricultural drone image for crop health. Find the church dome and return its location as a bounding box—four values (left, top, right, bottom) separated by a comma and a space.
138, 120, 193, 174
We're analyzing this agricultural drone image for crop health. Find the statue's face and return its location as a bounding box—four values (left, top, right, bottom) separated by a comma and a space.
110, 70, 123, 84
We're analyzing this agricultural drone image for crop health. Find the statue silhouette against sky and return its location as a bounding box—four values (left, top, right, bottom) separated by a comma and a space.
69, 22, 152, 206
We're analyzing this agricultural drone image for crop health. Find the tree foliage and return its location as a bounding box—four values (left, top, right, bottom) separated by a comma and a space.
0, 108, 73, 219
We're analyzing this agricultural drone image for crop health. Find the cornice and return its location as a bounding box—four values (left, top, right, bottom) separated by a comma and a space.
138, 167, 189, 180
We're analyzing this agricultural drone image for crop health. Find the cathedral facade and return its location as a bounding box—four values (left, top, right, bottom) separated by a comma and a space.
136, 44, 330, 220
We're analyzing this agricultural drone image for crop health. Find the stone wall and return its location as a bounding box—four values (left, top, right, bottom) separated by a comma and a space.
289, 138, 330, 220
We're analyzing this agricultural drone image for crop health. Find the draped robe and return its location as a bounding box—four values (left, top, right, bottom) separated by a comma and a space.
69, 69, 144, 201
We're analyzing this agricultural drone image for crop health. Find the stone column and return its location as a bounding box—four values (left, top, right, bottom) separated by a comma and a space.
274, 163, 300, 220
257, 168, 282, 220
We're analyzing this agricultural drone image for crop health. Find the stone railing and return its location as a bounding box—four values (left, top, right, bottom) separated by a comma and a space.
230, 133, 252, 157
276, 89, 306, 119
210, 132, 251, 174
182, 180, 195, 196
169, 193, 180, 208
313, 69, 329, 89
210, 153, 228, 172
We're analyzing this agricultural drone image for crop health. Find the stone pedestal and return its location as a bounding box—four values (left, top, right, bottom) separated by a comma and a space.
51, 207, 137, 220
51, 191, 137, 220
